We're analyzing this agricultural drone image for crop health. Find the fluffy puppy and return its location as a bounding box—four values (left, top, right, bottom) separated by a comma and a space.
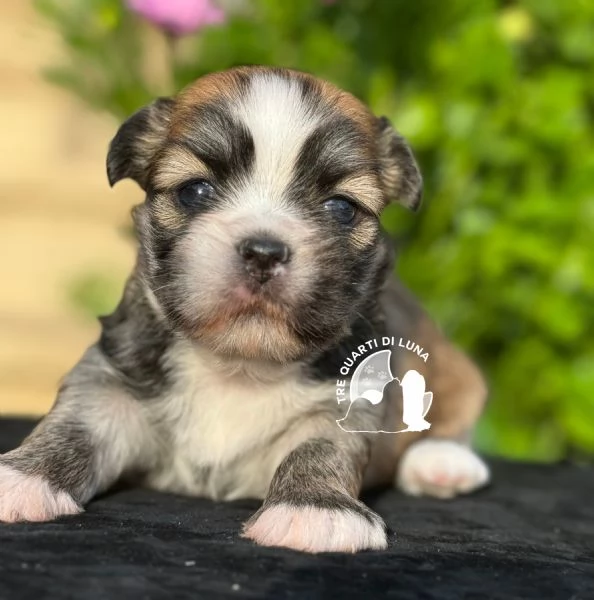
0, 67, 489, 552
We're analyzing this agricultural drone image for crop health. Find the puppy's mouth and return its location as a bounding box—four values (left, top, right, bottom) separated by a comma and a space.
233, 278, 279, 301
192, 279, 304, 361
227, 281, 289, 318
198, 281, 292, 335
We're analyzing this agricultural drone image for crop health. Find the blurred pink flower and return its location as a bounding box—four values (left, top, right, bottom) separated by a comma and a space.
127, 0, 225, 36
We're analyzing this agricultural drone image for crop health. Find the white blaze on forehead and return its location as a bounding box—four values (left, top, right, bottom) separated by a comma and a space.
230, 73, 323, 211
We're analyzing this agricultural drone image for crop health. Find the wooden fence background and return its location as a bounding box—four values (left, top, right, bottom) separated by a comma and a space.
0, 4, 138, 415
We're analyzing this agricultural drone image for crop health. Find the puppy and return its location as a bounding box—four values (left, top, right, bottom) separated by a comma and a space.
0, 67, 489, 552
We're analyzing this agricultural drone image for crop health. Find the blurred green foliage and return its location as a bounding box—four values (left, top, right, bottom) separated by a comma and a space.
35, 0, 594, 461
67, 270, 127, 318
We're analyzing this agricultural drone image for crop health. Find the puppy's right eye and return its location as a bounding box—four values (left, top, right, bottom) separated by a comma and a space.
177, 179, 215, 209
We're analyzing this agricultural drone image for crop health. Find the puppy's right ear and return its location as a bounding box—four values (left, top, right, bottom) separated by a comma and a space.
107, 97, 175, 190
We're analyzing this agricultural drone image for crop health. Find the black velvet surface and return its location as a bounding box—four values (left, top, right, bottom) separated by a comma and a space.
0, 418, 592, 600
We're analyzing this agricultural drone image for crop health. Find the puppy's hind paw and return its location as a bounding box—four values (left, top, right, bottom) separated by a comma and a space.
242, 502, 388, 553
0, 462, 81, 523
397, 439, 490, 499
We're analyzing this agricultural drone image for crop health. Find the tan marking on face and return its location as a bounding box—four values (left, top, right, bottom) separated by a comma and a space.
151, 145, 211, 190
350, 219, 379, 249
335, 174, 384, 215
149, 142, 212, 232
150, 192, 186, 231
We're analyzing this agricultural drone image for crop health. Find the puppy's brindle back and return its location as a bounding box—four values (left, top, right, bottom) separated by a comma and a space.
0, 67, 489, 552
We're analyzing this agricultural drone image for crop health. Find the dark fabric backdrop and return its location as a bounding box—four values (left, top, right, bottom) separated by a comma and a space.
0, 418, 592, 599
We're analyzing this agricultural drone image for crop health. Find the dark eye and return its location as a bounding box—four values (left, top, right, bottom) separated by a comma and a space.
323, 196, 357, 225
177, 179, 215, 209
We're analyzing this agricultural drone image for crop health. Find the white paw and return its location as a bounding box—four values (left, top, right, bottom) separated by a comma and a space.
0, 463, 81, 523
397, 440, 490, 499
242, 503, 387, 553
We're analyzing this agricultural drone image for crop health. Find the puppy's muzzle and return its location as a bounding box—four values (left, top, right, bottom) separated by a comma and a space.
237, 236, 291, 284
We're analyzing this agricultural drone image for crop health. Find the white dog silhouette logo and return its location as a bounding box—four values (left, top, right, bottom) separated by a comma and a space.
336, 348, 432, 434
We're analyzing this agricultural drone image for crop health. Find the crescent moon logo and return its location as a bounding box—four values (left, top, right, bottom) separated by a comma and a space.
336, 341, 433, 434
349, 349, 394, 406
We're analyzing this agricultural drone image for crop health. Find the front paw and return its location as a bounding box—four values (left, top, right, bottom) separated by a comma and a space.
397, 439, 490, 499
242, 500, 387, 553
0, 462, 81, 523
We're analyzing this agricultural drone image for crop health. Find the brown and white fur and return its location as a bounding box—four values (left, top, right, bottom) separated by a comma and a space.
0, 67, 489, 553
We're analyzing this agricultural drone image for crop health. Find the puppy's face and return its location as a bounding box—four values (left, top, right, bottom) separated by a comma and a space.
108, 67, 422, 362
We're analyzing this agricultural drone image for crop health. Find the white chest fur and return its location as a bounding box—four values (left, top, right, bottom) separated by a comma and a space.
147, 343, 334, 498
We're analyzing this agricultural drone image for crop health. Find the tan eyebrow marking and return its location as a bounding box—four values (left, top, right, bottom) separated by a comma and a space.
151, 145, 210, 190
334, 174, 384, 216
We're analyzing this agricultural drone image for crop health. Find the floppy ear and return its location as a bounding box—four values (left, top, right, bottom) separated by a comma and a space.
107, 97, 175, 190
376, 116, 423, 211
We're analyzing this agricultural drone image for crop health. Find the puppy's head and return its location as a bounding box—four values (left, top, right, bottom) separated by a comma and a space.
107, 67, 422, 362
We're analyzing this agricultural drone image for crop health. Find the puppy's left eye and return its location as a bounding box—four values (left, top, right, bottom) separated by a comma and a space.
177, 179, 215, 209
323, 196, 356, 225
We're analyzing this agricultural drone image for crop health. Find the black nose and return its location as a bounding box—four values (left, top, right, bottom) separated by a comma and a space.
237, 237, 291, 283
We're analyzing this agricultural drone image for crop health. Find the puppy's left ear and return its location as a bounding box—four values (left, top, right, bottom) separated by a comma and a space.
107, 97, 175, 190
376, 116, 423, 211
